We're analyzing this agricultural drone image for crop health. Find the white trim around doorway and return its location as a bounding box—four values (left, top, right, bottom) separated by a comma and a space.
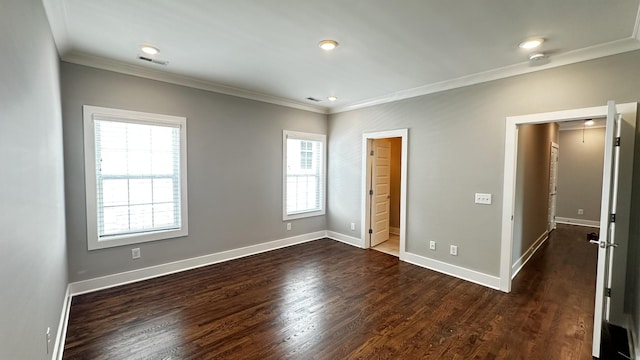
499, 103, 636, 293
361, 129, 408, 258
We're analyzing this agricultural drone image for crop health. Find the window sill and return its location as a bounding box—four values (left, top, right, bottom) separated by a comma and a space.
88, 227, 188, 250
283, 210, 326, 221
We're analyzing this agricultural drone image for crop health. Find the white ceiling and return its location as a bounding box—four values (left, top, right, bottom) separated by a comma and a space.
559, 118, 606, 130
43, 0, 640, 114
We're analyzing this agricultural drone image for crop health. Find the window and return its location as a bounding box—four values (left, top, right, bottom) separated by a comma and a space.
300, 141, 313, 169
83, 105, 188, 250
283, 130, 326, 220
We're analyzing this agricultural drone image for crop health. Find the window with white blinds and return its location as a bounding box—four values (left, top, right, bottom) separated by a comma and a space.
83, 105, 188, 250
283, 130, 326, 220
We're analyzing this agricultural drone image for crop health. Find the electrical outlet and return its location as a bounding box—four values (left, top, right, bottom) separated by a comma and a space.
475, 193, 492, 205
350, 222, 356, 231
429, 241, 436, 250
578, 209, 584, 215
450, 245, 458, 256
286, 223, 292, 231
46, 327, 51, 354
132, 248, 141, 259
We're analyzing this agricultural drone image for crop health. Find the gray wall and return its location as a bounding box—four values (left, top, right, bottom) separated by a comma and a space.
513, 123, 558, 262
61, 63, 327, 282
0, 0, 68, 359
328, 50, 640, 279
556, 127, 605, 222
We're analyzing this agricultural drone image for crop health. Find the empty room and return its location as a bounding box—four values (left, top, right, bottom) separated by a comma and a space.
4, 0, 640, 359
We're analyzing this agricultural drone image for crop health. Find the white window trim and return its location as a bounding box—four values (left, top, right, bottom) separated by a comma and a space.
83, 105, 189, 250
283, 130, 326, 221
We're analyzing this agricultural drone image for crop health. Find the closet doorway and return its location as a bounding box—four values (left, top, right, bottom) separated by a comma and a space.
361, 129, 408, 258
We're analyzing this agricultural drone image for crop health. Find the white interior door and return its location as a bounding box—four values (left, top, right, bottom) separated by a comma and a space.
548, 142, 559, 231
591, 101, 621, 358
370, 139, 391, 247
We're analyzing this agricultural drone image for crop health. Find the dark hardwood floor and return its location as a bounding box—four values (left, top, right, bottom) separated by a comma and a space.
63, 224, 597, 359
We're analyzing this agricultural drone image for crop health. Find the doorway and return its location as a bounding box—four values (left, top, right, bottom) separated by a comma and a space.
510, 121, 604, 278
361, 129, 408, 259
500, 102, 637, 358
369, 138, 400, 256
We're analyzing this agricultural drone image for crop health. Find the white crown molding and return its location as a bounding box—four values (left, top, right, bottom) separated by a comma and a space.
329, 37, 640, 114
46, 1, 640, 117
634, 3, 640, 40
42, 0, 71, 56
61, 52, 328, 115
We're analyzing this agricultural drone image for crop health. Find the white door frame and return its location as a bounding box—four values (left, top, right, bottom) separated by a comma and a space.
548, 142, 559, 232
499, 104, 630, 292
361, 129, 408, 258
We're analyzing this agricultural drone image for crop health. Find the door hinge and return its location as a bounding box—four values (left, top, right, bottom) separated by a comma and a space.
610, 214, 616, 223
368, 228, 373, 235
370, 150, 374, 156
369, 189, 374, 196
615, 137, 621, 147
605, 288, 611, 297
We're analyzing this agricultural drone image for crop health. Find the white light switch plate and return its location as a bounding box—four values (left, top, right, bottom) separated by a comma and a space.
475, 193, 492, 205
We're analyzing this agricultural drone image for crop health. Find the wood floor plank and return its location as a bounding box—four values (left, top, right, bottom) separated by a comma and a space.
64, 224, 597, 359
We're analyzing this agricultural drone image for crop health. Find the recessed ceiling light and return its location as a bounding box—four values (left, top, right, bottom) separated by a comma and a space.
519, 38, 544, 49
328, 96, 337, 101
319, 40, 338, 51
140, 45, 160, 55
585, 120, 595, 126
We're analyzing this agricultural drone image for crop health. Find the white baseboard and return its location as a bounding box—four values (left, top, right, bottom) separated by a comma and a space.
555, 217, 600, 228
390, 227, 400, 235
511, 230, 548, 280
628, 315, 640, 360
326, 231, 364, 248
402, 252, 500, 290
69, 231, 326, 296
52, 285, 71, 360
327, 231, 500, 291
59, 229, 507, 357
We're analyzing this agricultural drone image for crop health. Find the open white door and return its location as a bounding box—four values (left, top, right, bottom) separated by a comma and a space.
591, 101, 621, 358
370, 139, 391, 247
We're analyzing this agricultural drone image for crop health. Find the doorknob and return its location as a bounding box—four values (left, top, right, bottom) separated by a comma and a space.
589, 240, 619, 248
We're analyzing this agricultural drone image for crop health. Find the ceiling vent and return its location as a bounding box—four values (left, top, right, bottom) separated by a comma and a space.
306, 97, 321, 102
137, 56, 169, 66
528, 53, 549, 67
